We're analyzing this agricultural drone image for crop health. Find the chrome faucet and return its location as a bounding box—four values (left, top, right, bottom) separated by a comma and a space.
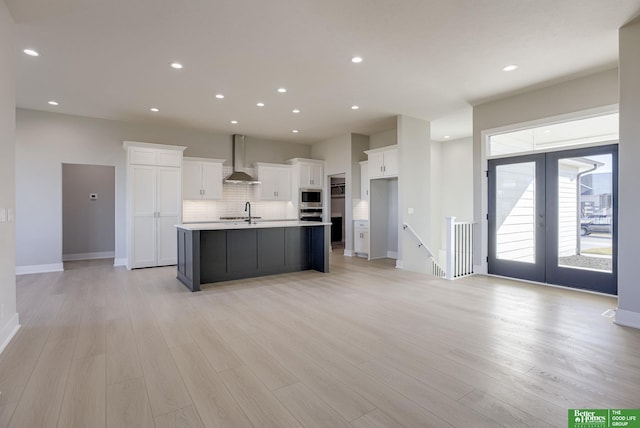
244, 201, 252, 223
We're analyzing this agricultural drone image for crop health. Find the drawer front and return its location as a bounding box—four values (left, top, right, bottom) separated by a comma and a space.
355, 221, 369, 229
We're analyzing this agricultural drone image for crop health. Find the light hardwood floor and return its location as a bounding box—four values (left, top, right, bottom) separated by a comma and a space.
1, 253, 639, 427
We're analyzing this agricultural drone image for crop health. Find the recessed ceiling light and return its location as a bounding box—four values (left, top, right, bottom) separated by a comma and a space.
230, 120, 238, 124
277, 88, 287, 93
48, 100, 59, 106
351, 105, 359, 110
292, 109, 300, 114
215, 94, 224, 99
351, 56, 363, 63
256, 102, 265, 107
150, 107, 159, 112
444, 135, 451, 139
292, 130, 299, 133
170, 62, 183, 69
502, 64, 518, 72
23, 49, 39, 57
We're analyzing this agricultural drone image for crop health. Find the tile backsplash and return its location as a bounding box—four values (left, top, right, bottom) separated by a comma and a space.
352, 199, 369, 220
183, 167, 297, 222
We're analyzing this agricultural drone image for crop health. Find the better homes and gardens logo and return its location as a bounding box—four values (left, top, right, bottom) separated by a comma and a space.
571, 409, 607, 427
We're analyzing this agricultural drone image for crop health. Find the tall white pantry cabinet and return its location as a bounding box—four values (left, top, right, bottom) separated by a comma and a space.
123, 141, 186, 269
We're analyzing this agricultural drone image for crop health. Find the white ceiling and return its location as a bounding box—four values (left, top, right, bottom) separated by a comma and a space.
8, 0, 640, 144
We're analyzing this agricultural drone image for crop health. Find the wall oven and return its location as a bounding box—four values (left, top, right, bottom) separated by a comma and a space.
300, 189, 323, 221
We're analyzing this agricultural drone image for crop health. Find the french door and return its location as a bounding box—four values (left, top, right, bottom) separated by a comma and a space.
488, 145, 617, 294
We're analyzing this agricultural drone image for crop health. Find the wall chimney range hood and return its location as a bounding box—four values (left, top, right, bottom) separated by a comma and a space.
225, 134, 261, 184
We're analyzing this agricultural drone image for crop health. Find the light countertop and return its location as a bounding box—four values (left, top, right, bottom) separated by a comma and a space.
176, 221, 331, 231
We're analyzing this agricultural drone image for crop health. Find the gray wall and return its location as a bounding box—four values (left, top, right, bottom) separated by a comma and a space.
617, 16, 640, 328
0, 0, 18, 350
369, 129, 397, 150
15, 108, 311, 269
62, 164, 115, 258
398, 115, 432, 272
473, 68, 619, 274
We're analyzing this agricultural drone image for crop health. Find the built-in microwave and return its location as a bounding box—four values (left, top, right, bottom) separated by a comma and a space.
300, 188, 322, 206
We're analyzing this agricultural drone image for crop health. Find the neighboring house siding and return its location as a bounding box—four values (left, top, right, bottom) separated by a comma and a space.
496, 162, 535, 263
558, 163, 578, 257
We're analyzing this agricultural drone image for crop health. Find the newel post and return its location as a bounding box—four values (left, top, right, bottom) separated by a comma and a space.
445, 217, 455, 280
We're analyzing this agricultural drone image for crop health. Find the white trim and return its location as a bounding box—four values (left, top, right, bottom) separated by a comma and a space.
113, 258, 127, 267
395, 259, 403, 269
343, 249, 353, 257
614, 309, 640, 330
16, 263, 64, 275
0, 313, 20, 355
62, 251, 115, 261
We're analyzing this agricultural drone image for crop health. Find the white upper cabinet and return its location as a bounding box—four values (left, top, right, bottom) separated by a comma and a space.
183, 158, 224, 200
254, 163, 292, 201
366, 145, 398, 179
360, 160, 369, 200
288, 158, 324, 190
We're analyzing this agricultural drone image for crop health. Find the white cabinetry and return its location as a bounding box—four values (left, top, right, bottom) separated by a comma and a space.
183, 158, 224, 200
254, 163, 292, 201
354, 220, 369, 257
366, 145, 398, 179
360, 161, 369, 200
288, 158, 324, 189
287, 158, 324, 190
124, 141, 186, 269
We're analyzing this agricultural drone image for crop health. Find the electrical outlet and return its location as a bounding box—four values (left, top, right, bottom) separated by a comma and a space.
407, 207, 414, 214
0, 208, 6, 222
90, 193, 98, 201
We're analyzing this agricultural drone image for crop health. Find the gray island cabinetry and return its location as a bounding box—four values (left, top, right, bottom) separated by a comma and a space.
176, 222, 330, 291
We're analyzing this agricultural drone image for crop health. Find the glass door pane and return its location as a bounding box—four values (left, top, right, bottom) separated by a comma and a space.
556, 154, 613, 273
495, 162, 537, 263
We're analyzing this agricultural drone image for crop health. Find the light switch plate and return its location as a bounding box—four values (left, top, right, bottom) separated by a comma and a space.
0, 208, 6, 222
7, 208, 14, 222
407, 207, 414, 214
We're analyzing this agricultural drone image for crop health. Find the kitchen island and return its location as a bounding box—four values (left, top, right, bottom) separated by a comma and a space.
176, 221, 331, 291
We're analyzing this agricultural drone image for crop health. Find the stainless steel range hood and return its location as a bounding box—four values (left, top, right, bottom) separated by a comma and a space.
225, 134, 261, 184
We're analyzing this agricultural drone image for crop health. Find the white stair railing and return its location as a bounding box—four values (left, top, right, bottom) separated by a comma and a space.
445, 217, 476, 280
402, 223, 445, 278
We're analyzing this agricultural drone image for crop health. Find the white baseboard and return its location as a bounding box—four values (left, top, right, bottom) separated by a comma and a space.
62, 251, 115, 261
113, 258, 127, 267
0, 313, 20, 355
343, 249, 353, 257
614, 308, 640, 330
395, 259, 403, 269
16, 263, 64, 275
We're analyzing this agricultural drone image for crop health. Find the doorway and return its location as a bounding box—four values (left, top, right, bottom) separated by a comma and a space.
488, 145, 617, 294
62, 164, 116, 262
329, 174, 346, 250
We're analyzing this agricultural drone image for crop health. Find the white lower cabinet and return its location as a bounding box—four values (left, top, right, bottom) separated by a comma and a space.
354, 220, 369, 257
